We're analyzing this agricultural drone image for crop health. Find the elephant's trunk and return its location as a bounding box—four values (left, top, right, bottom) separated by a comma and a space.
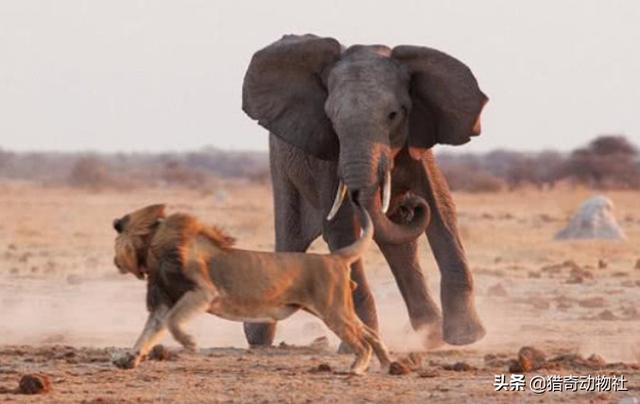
334, 141, 430, 244
359, 187, 431, 245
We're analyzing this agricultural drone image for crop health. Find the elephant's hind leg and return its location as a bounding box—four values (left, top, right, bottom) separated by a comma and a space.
243, 171, 322, 347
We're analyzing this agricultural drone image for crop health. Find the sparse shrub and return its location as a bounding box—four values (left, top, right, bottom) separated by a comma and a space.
564, 135, 640, 189
441, 164, 504, 193
161, 160, 207, 188
67, 156, 115, 189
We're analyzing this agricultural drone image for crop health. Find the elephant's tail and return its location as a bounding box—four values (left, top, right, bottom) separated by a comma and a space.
333, 203, 373, 264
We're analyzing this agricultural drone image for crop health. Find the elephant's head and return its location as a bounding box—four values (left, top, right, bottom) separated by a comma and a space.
243, 34, 487, 244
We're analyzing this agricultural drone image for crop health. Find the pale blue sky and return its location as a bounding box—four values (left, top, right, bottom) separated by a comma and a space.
1, 0, 638, 152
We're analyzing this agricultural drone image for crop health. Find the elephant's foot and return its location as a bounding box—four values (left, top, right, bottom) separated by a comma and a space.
441, 291, 485, 345
243, 322, 276, 347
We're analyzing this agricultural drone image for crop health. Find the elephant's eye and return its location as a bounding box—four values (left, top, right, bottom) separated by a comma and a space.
388, 111, 398, 121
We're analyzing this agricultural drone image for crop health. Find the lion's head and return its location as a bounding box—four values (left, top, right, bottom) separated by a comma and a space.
112, 204, 166, 280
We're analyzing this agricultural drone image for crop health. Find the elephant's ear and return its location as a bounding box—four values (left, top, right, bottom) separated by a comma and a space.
243, 34, 342, 161
392, 46, 488, 157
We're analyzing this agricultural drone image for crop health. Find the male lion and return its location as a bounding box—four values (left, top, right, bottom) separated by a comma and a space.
111, 202, 393, 374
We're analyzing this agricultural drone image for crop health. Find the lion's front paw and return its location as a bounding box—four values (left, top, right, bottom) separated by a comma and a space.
112, 351, 140, 369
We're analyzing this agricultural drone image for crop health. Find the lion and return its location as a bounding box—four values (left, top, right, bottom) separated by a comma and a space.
111, 202, 392, 375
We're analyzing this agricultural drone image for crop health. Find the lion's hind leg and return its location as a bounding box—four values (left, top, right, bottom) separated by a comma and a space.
361, 323, 391, 370
323, 315, 372, 375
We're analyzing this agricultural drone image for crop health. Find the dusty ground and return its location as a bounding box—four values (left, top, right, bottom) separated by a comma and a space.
0, 181, 639, 402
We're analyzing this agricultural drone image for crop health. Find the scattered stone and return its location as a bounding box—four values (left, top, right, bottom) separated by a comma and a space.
389, 361, 411, 375
148, 345, 173, 361
508, 359, 524, 373
443, 362, 476, 372
546, 353, 608, 370
396, 352, 425, 370
555, 196, 626, 240
18, 374, 51, 394
487, 283, 508, 297
635, 259, 640, 270
586, 354, 606, 367
578, 297, 607, 308
9, 267, 19, 275
566, 275, 583, 284
598, 259, 608, 269
517, 346, 546, 372
417, 369, 440, 378
596, 310, 618, 321
310, 363, 332, 373
66, 274, 83, 285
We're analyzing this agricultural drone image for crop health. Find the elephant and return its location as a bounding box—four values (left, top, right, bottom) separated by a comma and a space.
241, 34, 488, 348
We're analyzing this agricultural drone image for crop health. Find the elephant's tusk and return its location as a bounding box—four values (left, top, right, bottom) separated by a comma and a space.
327, 181, 348, 221
381, 171, 391, 214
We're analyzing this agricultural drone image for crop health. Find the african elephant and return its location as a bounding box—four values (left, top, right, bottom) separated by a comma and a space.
241, 34, 488, 348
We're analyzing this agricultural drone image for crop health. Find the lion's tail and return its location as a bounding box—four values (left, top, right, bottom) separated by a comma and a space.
333, 203, 373, 265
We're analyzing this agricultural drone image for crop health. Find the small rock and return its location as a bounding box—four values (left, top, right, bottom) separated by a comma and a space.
578, 297, 607, 308
148, 344, 173, 361
528, 271, 541, 279
310, 363, 332, 373
66, 274, 83, 285
598, 259, 608, 269
586, 353, 607, 367
508, 359, 523, 373
397, 352, 425, 370
417, 369, 440, 378
635, 259, 640, 270
487, 283, 508, 297
596, 310, 618, 321
18, 374, 51, 394
517, 346, 546, 372
443, 362, 476, 372
566, 275, 583, 284
389, 361, 411, 375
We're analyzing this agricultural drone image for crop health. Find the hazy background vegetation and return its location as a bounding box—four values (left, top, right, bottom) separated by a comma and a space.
1, 134, 638, 192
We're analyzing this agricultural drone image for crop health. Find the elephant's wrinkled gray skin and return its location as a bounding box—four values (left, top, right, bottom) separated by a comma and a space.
241, 34, 488, 347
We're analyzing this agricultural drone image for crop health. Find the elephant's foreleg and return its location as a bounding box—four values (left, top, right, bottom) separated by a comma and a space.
420, 154, 485, 345
376, 239, 443, 348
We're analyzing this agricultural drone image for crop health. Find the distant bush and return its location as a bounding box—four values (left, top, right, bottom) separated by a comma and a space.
2, 135, 638, 192
438, 134, 639, 192
563, 135, 640, 189
441, 164, 505, 193
67, 156, 115, 189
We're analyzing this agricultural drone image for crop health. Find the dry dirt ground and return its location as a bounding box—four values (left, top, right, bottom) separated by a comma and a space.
0, 181, 639, 403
